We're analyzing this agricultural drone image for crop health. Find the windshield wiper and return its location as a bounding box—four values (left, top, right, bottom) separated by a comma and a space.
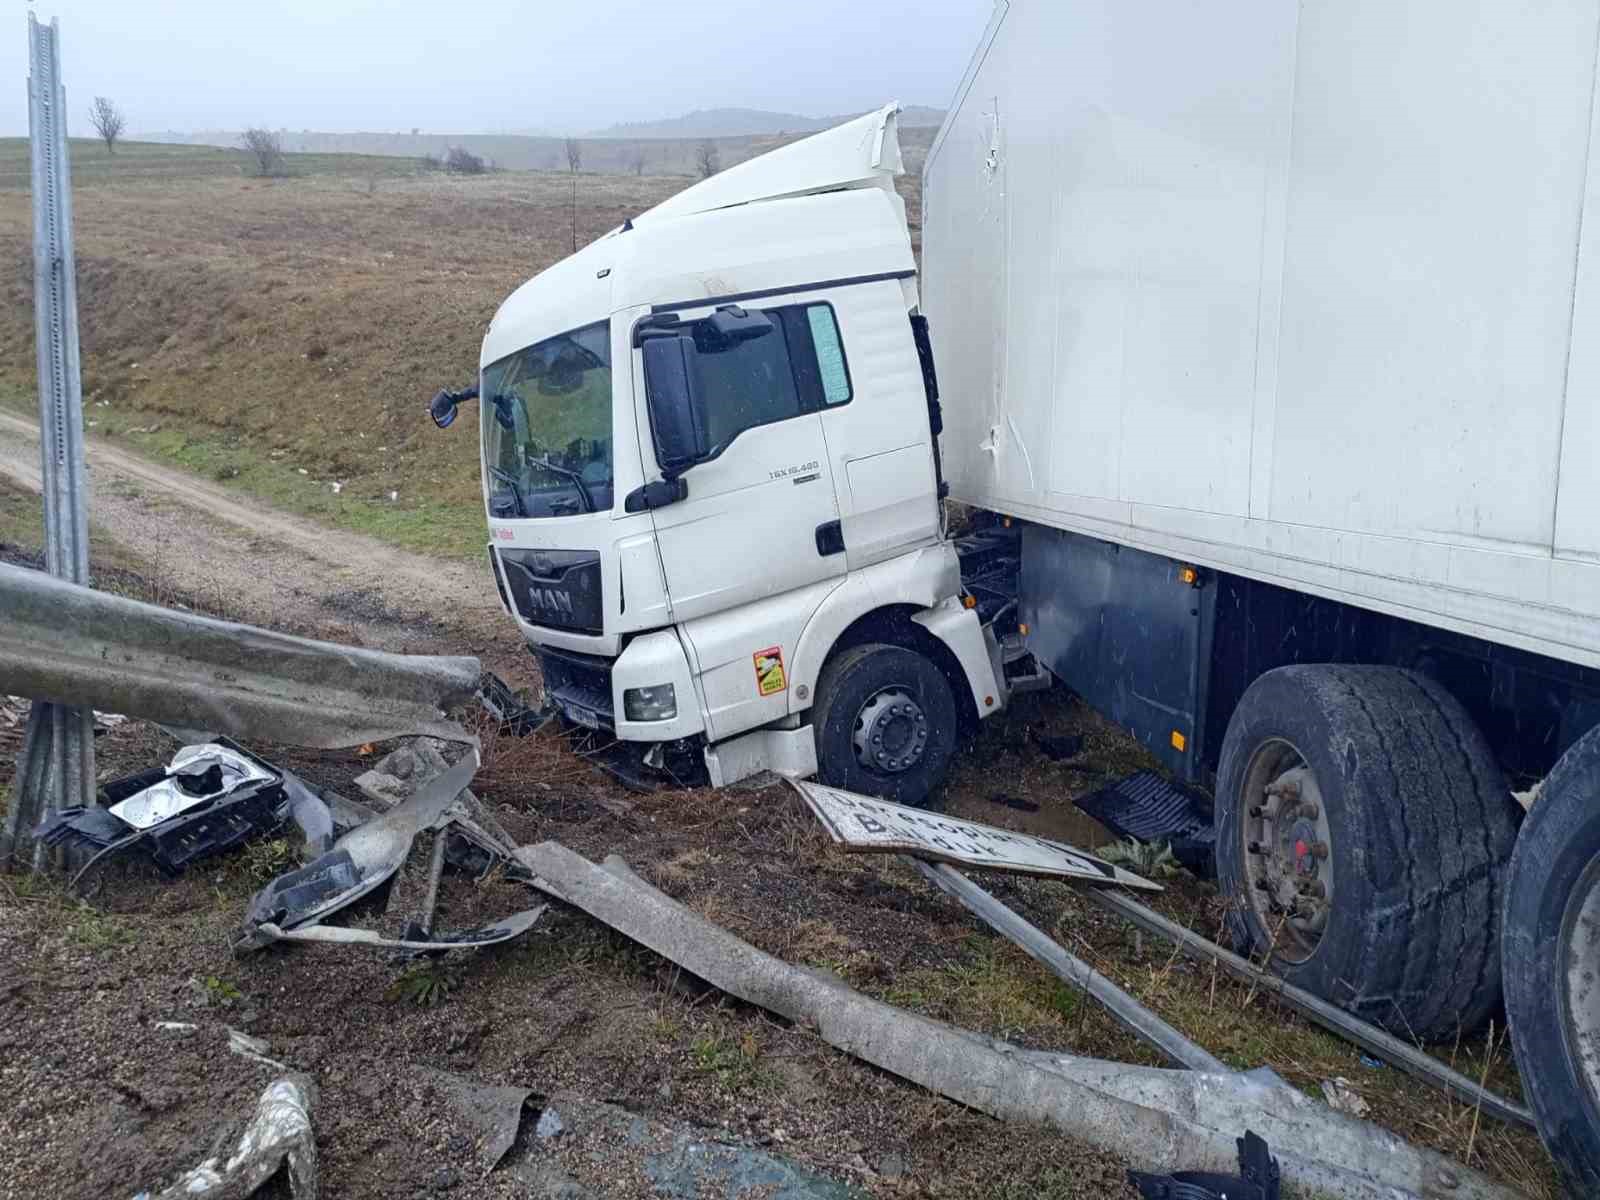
486, 464, 529, 518
526, 455, 595, 514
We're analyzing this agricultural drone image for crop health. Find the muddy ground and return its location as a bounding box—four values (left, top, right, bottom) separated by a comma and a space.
0, 512, 1561, 1199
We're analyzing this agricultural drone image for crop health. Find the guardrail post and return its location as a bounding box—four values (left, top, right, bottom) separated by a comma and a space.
3, 14, 96, 871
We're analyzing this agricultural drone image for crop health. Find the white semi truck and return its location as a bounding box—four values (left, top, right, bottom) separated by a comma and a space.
431, 2, 1600, 1188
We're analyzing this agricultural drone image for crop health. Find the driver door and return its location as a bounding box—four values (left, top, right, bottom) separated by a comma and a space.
640, 299, 845, 625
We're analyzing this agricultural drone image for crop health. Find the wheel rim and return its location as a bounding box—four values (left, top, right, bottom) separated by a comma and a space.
1238, 737, 1334, 964
851, 686, 929, 776
1559, 855, 1600, 1116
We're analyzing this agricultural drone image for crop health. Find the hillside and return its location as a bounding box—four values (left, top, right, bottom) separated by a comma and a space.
137, 122, 939, 178
588, 103, 946, 138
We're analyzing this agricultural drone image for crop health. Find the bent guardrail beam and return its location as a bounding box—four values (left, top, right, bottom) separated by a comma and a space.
516, 840, 1523, 1200
0, 562, 480, 750
0, 562, 480, 864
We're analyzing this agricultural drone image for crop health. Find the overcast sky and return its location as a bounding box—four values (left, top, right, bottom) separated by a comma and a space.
5, 1, 993, 137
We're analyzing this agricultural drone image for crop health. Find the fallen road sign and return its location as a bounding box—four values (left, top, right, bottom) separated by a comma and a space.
791, 780, 1161, 892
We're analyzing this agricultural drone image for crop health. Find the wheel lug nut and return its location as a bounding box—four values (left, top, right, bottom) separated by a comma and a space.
1299, 803, 1320, 820
1309, 841, 1329, 860
1299, 881, 1326, 899
1267, 780, 1301, 799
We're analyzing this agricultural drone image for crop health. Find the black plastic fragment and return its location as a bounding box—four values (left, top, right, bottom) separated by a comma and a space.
1128, 1130, 1280, 1200
1074, 770, 1216, 876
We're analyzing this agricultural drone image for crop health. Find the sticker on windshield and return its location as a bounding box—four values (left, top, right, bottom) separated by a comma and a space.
754, 647, 787, 697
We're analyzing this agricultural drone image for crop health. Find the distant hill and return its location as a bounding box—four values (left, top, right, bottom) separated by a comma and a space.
588, 105, 945, 139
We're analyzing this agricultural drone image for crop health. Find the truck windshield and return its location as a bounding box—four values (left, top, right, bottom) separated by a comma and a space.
480, 321, 613, 517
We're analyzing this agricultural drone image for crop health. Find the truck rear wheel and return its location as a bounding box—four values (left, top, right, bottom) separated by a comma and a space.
1215, 664, 1518, 1042
812, 642, 957, 807
1502, 724, 1600, 1196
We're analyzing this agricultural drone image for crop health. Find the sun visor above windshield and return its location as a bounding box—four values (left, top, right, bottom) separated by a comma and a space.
634, 103, 903, 226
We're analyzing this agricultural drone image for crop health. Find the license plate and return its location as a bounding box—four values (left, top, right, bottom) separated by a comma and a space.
564, 704, 600, 730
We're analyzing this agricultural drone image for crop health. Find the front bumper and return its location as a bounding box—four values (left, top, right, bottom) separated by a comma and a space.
534, 628, 705, 743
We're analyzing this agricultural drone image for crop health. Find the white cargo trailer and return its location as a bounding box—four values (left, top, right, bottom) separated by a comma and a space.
435, 6, 1600, 1183
924, 1, 1600, 1192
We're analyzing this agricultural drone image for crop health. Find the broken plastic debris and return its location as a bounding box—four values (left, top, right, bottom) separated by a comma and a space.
37, 739, 324, 889
1128, 1129, 1280, 1200
237, 753, 483, 952
137, 1076, 317, 1200
109, 743, 277, 830
256, 904, 545, 951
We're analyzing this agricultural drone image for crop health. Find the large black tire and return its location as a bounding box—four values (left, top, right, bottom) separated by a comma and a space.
1215, 664, 1519, 1042
812, 642, 958, 807
1503, 723, 1600, 1197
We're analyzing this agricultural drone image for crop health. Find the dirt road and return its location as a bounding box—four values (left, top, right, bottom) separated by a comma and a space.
0, 410, 511, 659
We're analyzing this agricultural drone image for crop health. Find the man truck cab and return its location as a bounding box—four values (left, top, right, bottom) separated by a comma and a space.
433, 106, 1004, 802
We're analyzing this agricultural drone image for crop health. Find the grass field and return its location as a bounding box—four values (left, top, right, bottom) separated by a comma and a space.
0, 140, 688, 556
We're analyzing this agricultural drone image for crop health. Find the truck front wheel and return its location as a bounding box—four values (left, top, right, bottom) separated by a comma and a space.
812, 642, 958, 807
1502, 723, 1600, 1196
1215, 664, 1518, 1043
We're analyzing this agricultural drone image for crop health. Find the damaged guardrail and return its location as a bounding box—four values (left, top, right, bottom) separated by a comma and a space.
516, 841, 1522, 1200
0, 562, 480, 748
0, 560, 480, 866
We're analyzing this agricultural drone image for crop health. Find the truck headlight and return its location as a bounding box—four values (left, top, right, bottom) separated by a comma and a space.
623, 683, 677, 722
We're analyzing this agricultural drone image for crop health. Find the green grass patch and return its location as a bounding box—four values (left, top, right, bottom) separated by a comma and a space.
0, 388, 485, 560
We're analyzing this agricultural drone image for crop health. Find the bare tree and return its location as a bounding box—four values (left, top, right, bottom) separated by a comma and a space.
239, 127, 287, 177
627, 147, 648, 177
695, 139, 720, 180
88, 96, 126, 154
565, 137, 583, 173
445, 146, 486, 175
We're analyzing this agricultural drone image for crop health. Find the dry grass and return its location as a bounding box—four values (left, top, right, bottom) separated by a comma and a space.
0, 148, 677, 556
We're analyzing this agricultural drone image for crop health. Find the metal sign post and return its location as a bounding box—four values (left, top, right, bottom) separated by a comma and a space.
1, 14, 96, 871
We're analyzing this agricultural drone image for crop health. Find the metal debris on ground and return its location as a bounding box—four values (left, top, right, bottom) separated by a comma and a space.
35, 740, 332, 890
135, 1076, 317, 1200
910, 858, 1226, 1072
1128, 1130, 1280, 1200
237, 751, 546, 955
1082, 886, 1534, 1128
517, 840, 1519, 1200
412, 1067, 531, 1173
1073, 770, 1216, 876
791, 779, 1160, 891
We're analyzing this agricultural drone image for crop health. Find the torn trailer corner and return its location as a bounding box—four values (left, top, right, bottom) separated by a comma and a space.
0, 560, 481, 750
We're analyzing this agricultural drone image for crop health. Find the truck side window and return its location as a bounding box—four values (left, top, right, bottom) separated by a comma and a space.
691, 321, 804, 451
803, 304, 852, 405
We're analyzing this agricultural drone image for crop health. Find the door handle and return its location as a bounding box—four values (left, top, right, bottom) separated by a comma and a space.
815, 520, 845, 556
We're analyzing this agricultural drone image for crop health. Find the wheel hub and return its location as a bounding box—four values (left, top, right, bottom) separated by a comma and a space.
1561, 857, 1600, 1113
851, 688, 928, 775
1239, 743, 1334, 964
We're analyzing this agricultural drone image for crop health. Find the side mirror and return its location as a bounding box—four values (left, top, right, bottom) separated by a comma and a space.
695, 304, 773, 351
642, 335, 709, 476
429, 389, 458, 429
